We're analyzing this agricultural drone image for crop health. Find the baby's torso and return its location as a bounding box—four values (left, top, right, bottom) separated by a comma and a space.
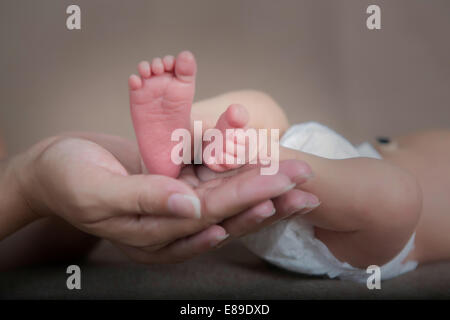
376, 129, 450, 264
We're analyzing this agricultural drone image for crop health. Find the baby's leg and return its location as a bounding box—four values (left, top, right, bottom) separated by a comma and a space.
192, 91, 421, 267
191, 90, 290, 135
279, 147, 422, 267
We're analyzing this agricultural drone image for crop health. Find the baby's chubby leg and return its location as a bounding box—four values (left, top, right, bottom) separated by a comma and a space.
191, 90, 290, 136
277, 146, 422, 268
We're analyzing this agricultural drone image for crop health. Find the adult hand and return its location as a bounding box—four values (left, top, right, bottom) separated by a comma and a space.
11, 133, 316, 264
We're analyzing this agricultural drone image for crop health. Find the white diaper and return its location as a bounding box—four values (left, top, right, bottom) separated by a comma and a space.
241, 122, 418, 282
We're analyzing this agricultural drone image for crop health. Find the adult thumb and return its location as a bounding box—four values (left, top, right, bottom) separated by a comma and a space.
98, 173, 202, 219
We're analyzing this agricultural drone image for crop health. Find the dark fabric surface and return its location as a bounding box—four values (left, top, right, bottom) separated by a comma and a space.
1, 241, 449, 299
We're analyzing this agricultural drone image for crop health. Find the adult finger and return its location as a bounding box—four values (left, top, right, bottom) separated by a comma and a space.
113, 225, 228, 264
220, 189, 320, 239
148, 225, 228, 263
198, 168, 294, 221
219, 200, 276, 238
95, 173, 202, 220
273, 188, 321, 217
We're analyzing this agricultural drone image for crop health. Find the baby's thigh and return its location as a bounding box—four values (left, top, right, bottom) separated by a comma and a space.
315, 222, 416, 269
193, 90, 289, 132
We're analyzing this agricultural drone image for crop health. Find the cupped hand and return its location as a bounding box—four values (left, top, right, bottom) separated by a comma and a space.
17, 133, 317, 264
120, 160, 320, 264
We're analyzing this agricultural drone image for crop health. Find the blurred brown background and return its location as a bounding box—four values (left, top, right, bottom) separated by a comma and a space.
1, 0, 449, 155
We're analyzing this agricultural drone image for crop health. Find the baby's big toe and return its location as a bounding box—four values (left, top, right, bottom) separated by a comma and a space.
175, 51, 197, 82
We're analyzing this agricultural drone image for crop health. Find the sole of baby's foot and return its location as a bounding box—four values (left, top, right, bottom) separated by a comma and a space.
204, 104, 253, 172
129, 51, 197, 178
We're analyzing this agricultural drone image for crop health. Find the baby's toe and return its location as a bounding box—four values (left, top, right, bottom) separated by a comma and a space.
174, 51, 197, 82
128, 74, 142, 91
138, 61, 151, 78
151, 57, 164, 75
216, 104, 249, 132
163, 55, 175, 72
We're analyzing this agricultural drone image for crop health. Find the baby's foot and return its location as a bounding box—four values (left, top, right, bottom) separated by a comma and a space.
204, 104, 254, 172
129, 51, 197, 177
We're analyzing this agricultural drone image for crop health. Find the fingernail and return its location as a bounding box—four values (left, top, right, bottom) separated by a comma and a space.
255, 207, 276, 223
287, 199, 320, 215
167, 194, 201, 219
300, 201, 321, 214
292, 172, 315, 184
212, 233, 230, 248
282, 183, 297, 193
